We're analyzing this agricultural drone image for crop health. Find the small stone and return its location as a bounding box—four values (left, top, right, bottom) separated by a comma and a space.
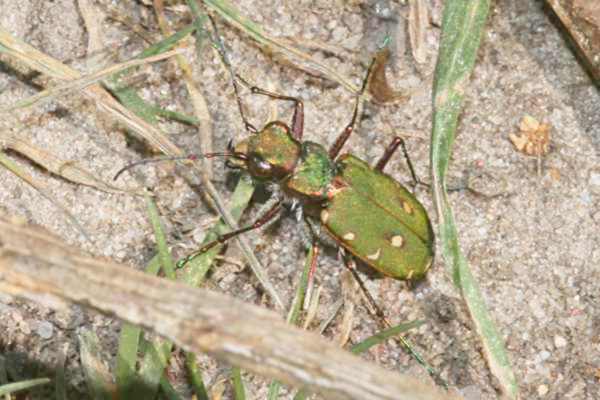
537, 384, 549, 396
554, 335, 567, 348
36, 321, 54, 339
539, 350, 551, 361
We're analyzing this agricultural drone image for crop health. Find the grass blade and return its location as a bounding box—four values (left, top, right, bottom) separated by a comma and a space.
159, 374, 183, 400
55, 343, 69, 400
115, 256, 161, 399
231, 366, 246, 400
185, 353, 209, 400
268, 245, 315, 399
0, 378, 51, 397
129, 197, 179, 400
350, 320, 425, 355
145, 195, 176, 279
430, 1, 518, 398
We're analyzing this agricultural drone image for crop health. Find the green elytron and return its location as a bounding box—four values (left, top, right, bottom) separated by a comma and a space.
173, 67, 434, 281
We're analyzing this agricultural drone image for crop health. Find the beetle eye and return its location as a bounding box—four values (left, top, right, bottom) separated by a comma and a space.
249, 154, 273, 177
257, 160, 271, 172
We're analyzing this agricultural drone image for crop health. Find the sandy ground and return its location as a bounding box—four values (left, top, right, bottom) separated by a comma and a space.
0, 0, 599, 399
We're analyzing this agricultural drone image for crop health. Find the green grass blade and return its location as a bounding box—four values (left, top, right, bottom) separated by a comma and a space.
268, 245, 315, 399
185, 353, 209, 400
160, 373, 183, 400
136, 338, 172, 400
430, 1, 518, 398
350, 320, 425, 355
231, 366, 246, 400
55, 344, 68, 400
0, 378, 51, 396
145, 194, 176, 279
129, 197, 179, 400
115, 256, 161, 398
138, 23, 197, 59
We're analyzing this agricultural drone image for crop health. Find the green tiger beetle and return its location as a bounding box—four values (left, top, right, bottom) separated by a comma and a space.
115, 63, 434, 282
115, 55, 439, 384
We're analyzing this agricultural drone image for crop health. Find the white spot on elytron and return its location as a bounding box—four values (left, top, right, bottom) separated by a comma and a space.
390, 235, 404, 247
320, 209, 329, 223
403, 201, 413, 214
407, 269, 415, 280
366, 248, 381, 261
343, 232, 355, 241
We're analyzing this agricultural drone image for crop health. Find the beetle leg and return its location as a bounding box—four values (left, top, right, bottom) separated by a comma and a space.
235, 75, 304, 140
176, 198, 282, 268
304, 243, 321, 310
328, 57, 377, 159
376, 136, 427, 189
341, 253, 392, 329
328, 97, 360, 159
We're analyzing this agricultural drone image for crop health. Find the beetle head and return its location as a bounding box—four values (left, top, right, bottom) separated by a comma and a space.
228, 121, 301, 181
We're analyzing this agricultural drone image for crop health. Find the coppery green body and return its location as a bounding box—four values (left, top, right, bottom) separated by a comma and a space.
240, 120, 434, 281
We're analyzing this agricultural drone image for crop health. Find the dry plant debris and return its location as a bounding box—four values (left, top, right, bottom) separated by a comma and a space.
508, 115, 551, 157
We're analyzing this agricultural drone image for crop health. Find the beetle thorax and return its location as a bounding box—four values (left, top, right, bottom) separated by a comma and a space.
283, 141, 336, 203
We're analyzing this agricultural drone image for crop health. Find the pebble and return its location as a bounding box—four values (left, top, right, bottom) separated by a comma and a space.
36, 321, 54, 339
537, 384, 549, 396
554, 335, 567, 348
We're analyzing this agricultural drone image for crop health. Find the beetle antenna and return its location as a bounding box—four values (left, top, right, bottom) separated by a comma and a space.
113, 152, 245, 181
208, 16, 257, 134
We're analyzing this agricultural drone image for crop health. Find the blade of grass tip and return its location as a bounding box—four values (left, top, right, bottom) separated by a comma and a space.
149, 106, 199, 125
78, 330, 114, 400
185, 353, 209, 400
267, 244, 315, 399
115, 256, 161, 399
201, 0, 358, 93
431, 1, 518, 398
55, 343, 68, 400
145, 194, 176, 279
231, 366, 246, 400
0, 379, 51, 397
350, 320, 425, 355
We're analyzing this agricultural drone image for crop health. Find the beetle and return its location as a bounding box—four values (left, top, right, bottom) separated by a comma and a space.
132, 61, 436, 283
